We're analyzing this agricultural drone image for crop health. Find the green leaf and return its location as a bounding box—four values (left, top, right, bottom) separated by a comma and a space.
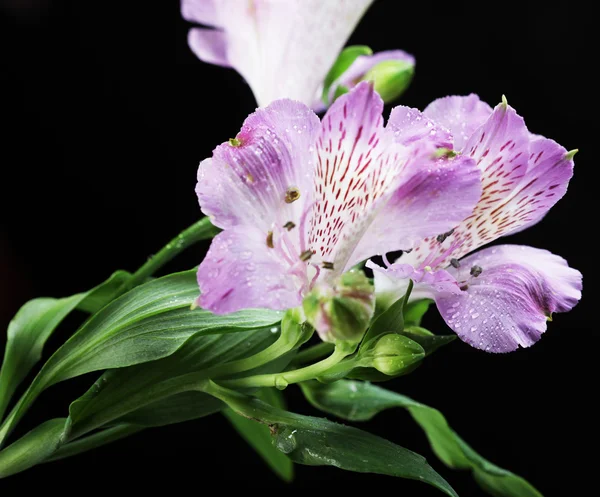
362, 280, 413, 346
0, 418, 66, 478
402, 326, 456, 356
208, 386, 457, 497
322, 45, 372, 104
0, 271, 130, 420
47, 424, 143, 463
404, 299, 433, 326
0, 270, 281, 446
67, 325, 286, 438
300, 380, 542, 497
224, 389, 293, 482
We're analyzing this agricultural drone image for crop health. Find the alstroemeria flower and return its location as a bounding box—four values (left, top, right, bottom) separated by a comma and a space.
369, 95, 582, 352
196, 83, 482, 341
182, 0, 411, 109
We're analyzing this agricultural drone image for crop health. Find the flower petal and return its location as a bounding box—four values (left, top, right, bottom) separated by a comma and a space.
423, 94, 493, 151
435, 245, 582, 352
196, 99, 320, 233
308, 82, 399, 272
496, 135, 575, 234
401, 101, 572, 270
351, 153, 481, 267
181, 0, 219, 25
368, 260, 461, 298
197, 227, 302, 313
184, 0, 374, 107
188, 28, 230, 67
386, 104, 453, 149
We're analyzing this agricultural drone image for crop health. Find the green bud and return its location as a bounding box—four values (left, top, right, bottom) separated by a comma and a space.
370, 333, 425, 376
303, 270, 374, 344
362, 60, 414, 104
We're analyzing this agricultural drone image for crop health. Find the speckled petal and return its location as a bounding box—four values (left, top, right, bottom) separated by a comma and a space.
436, 245, 582, 352
197, 227, 302, 313
401, 101, 575, 270
423, 94, 493, 150
308, 82, 392, 272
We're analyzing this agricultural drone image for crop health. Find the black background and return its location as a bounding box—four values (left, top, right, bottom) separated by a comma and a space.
0, 1, 596, 495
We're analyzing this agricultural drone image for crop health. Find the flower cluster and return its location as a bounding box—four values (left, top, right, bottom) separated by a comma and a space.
187, 1, 581, 352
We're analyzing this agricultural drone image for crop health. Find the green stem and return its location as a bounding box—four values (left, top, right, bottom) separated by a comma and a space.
221, 342, 355, 389
119, 217, 219, 292
47, 424, 144, 462
292, 342, 334, 366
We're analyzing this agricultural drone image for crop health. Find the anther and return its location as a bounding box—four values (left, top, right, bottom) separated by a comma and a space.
436, 229, 454, 243
300, 250, 313, 261
470, 265, 483, 277
228, 137, 242, 147
450, 258, 460, 268
285, 186, 301, 203
266, 231, 274, 248
322, 261, 334, 270
283, 221, 296, 231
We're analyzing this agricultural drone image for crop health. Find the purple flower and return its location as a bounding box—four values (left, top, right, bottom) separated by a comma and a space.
181, 0, 413, 109
369, 95, 582, 353
195, 83, 482, 341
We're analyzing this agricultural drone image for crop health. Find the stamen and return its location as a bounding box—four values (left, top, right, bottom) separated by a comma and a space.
266, 231, 274, 248
450, 258, 461, 268
245, 173, 255, 183
285, 186, 301, 203
460, 284, 469, 291
228, 137, 242, 147
300, 250, 313, 261
436, 228, 455, 243
470, 265, 483, 277
322, 261, 334, 270
283, 221, 296, 231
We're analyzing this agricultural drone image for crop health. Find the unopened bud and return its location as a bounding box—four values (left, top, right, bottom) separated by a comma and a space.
362, 58, 415, 104
370, 333, 425, 376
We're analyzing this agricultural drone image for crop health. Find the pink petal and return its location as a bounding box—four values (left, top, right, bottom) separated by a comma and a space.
196, 98, 320, 234
197, 227, 302, 313
423, 94, 493, 150
402, 101, 574, 270
436, 245, 582, 352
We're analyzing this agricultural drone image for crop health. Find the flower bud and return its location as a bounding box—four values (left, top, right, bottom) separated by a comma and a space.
303, 270, 374, 343
362, 58, 414, 104
370, 333, 425, 376
321, 47, 415, 108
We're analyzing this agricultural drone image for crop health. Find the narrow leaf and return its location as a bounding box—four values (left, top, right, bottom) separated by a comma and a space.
404, 299, 433, 326
0, 271, 130, 420
301, 380, 542, 497
0, 418, 66, 478
212, 390, 457, 497
362, 280, 413, 346
67, 326, 283, 438
0, 270, 281, 446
